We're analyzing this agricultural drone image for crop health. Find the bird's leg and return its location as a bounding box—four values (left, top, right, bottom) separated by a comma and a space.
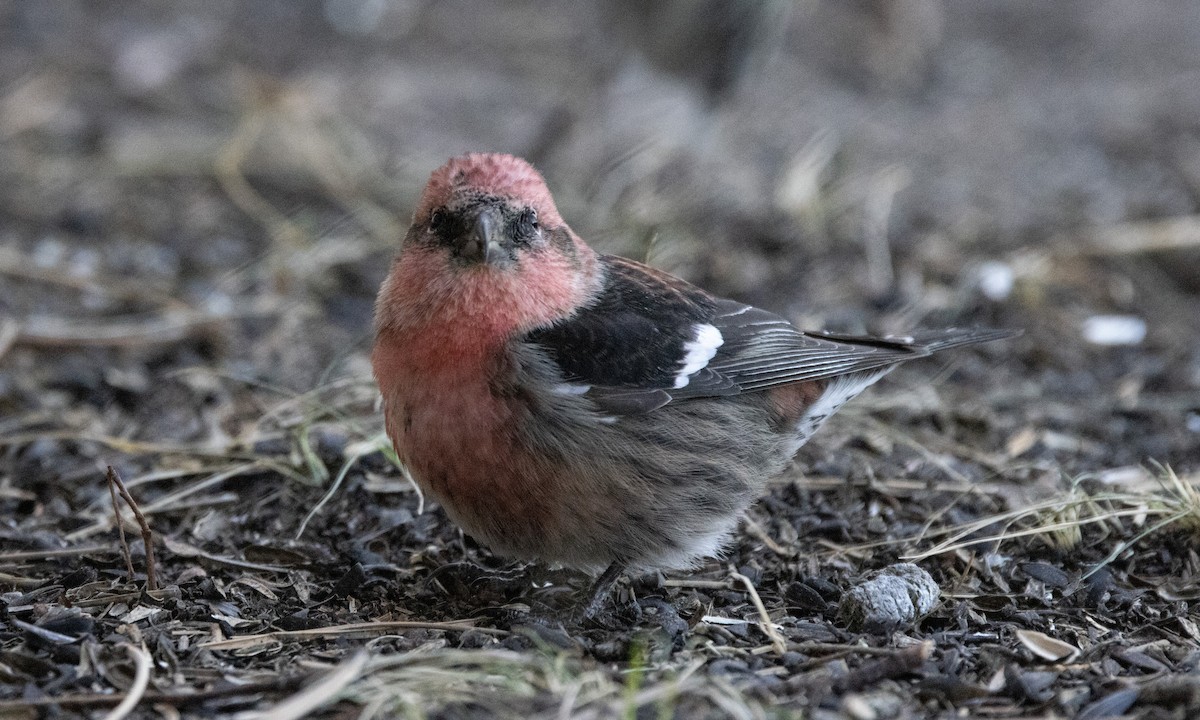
579, 561, 626, 621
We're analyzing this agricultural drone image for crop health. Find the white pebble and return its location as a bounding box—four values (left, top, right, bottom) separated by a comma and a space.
976, 261, 1014, 301
1082, 315, 1146, 346
837, 563, 940, 632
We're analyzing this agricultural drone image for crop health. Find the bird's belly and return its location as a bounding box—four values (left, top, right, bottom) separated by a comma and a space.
385, 376, 566, 558
381, 365, 803, 571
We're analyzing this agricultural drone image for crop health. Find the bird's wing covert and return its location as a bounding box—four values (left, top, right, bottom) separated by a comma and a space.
523, 254, 1011, 414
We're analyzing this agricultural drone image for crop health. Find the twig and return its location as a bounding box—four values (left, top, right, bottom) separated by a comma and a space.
0, 545, 114, 562
1075, 215, 1200, 256
107, 466, 158, 591
730, 571, 786, 657
0, 316, 17, 361
237, 650, 369, 720
785, 640, 934, 693
790, 641, 919, 657
0, 571, 45, 588
199, 620, 506, 651
0, 245, 183, 308
662, 578, 730, 589
0, 676, 306, 711
13, 618, 78, 645
16, 312, 223, 348
101, 643, 151, 720
108, 469, 136, 584
834, 640, 933, 692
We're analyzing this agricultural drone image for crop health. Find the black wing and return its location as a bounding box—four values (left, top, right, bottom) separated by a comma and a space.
522, 256, 738, 399
523, 254, 1014, 414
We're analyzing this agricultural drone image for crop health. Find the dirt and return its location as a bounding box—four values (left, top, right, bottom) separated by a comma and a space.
2, 1, 1200, 718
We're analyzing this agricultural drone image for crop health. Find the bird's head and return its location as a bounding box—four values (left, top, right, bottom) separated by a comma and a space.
376, 153, 598, 339
408, 153, 570, 270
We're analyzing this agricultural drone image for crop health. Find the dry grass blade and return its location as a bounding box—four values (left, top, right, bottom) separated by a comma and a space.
1081, 465, 1200, 579
903, 467, 1200, 576
271, 95, 402, 244
775, 474, 1009, 495
903, 505, 1147, 560
238, 650, 368, 720
1077, 215, 1200, 255
118, 465, 232, 491
340, 648, 732, 720
741, 514, 794, 557
141, 462, 268, 514
295, 434, 391, 538
100, 643, 152, 720
249, 375, 376, 428
347, 649, 576, 719
66, 462, 267, 542
216, 101, 309, 254
730, 571, 786, 656
161, 536, 292, 574
1159, 463, 1200, 531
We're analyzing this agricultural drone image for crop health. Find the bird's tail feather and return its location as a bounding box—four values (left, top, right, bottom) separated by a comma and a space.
806, 327, 1020, 356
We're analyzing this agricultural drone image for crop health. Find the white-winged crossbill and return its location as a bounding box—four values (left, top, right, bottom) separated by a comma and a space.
372, 153, 1011, 617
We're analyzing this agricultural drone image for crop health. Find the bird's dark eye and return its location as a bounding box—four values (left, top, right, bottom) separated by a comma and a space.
429, 209, 447, 231
525, 208, 539, 230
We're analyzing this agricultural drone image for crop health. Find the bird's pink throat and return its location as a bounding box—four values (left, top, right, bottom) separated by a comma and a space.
374, 243, 597, 371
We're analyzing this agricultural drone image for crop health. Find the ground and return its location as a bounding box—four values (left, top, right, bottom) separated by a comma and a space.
2, 1, 1200, 718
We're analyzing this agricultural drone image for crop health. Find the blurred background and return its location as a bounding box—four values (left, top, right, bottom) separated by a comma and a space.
1, 0, 1199, 473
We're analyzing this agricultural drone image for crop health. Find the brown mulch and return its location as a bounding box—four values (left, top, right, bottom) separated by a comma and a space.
3, 2, 1200, 718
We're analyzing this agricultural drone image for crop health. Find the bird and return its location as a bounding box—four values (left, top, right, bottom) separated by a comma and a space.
372, 152, 1013, 619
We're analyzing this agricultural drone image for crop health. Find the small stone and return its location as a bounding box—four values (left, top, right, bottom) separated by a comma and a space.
1082, 315, 1146, 346
838, 563, 940, 633
975, 260, 1015, 301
